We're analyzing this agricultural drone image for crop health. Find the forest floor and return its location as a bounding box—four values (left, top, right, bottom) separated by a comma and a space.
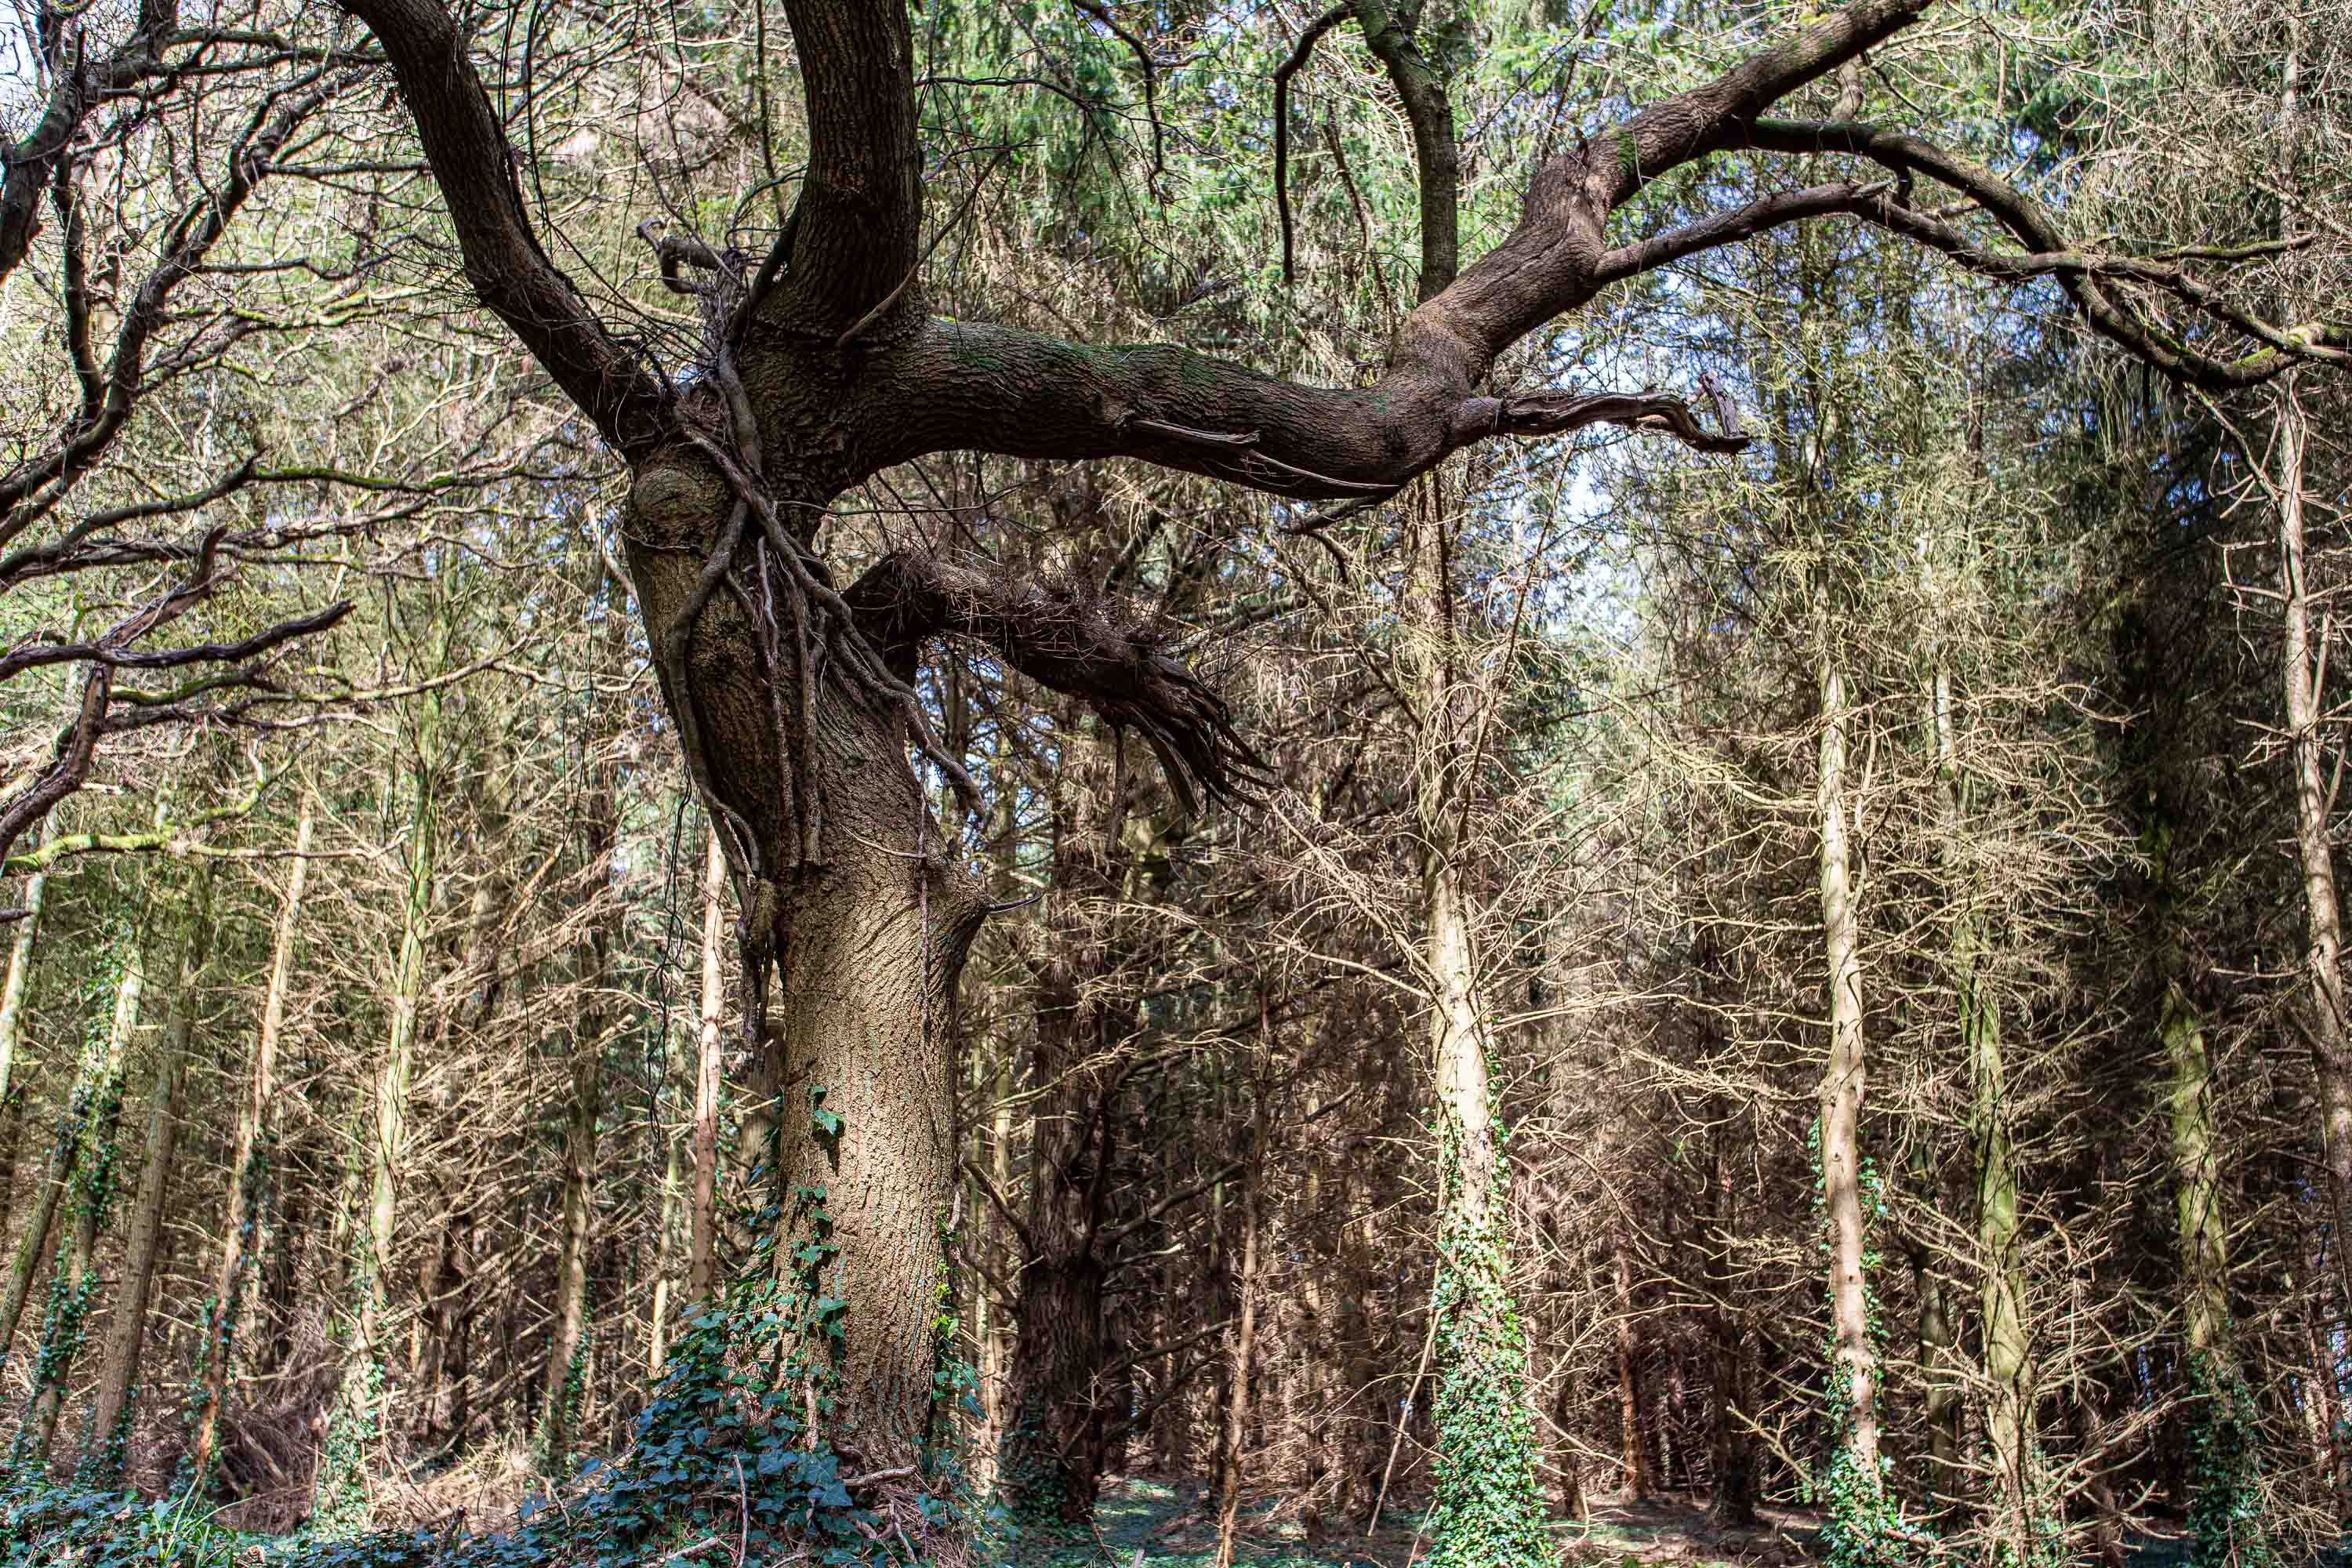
1004, 1480, 1834, 1567
1006, 1482, 2210, 1568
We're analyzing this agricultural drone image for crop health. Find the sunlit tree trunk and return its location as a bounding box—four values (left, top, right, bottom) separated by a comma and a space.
1401, 478, 1550, 1566
0, 819, 67, 1360
185, 790, 314, 1486
2266, 11, 2352, 1349
1815, 609, 1882, 1486
85, 860, 212, 1479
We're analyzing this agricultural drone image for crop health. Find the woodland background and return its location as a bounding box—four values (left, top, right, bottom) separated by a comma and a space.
0, 0, 2348, 1564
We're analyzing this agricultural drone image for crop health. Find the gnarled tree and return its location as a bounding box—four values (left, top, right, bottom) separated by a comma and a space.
311, 0, 2343, 1478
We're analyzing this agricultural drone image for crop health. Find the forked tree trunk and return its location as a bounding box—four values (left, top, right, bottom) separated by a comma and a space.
186, 790, 313, 1486
85, 861, 212, 1479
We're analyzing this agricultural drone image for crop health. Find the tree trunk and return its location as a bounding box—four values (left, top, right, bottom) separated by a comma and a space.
1613, 1238, 1649, 1499
22, 911, 146, 1462
85, 861, 212, 1480
2278, 374, 2352, 1329
316, 748, 438, 1531
1930, 648, 2034, 1541
186, 790, 313, 1487
1212, 1092, 1262, 1568
742, 696, 982, 1468
1000, 735, 1134, 1521
0, 811, 53, 1131
1815, 619, 1882, 1493
1705, 1115, 1755, 1527
648, 1004, 688, 1378
687, 826, 725, 1305
2151, 781, 2267, 1563
1403, 479, 1551, 1566
0, 1088, 78, 1359
540, 746, 619, 1466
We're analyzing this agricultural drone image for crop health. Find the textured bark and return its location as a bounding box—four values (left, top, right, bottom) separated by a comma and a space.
85, 862, 210, 1476
2166, 969, 2233, 1364
1815, 624, 1880, 1476
186, 791, 314, 1486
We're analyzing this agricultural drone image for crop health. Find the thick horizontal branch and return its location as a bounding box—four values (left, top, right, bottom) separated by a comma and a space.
867, 318, 1744, 499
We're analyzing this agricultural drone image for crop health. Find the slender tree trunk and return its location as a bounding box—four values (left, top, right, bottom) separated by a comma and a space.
1213, 1090, 1263, 1568
317, 747, 439, 1531
1613, 1238, 1649, 1498
1705, 1114, 1755, 1526
2278, 374, 2352, 1330
1815, 619, 1882, 1486
0, 812, 53, 1127
687, 826, 725, 1304
1929, 652, 2035, 1542
84, 862, 211, 1479
648, 1003, 688, 1377
2150, 782, 2267, 1563
1001, 733, 1138, 1521
186, 791, 313, 1486
540, 753, 619, 1465
0, 1087, 77, 1359
20, 911, 146, 1462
